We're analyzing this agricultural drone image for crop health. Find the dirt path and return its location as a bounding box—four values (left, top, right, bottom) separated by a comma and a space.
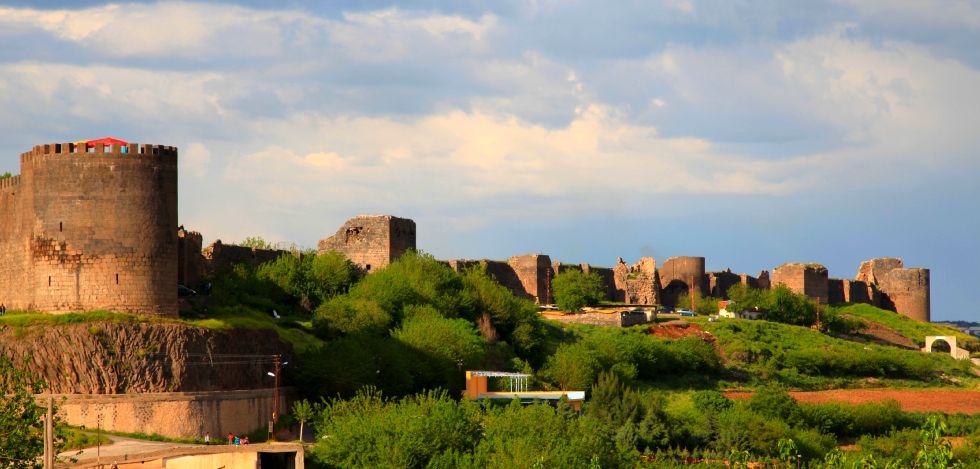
725, 389, 980, 414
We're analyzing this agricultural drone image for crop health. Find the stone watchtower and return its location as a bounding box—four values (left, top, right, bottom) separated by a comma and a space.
0, 141, 178, 316
317, 215, 416, 272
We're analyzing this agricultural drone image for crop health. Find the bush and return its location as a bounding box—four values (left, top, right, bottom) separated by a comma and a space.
392, 311, 486, 393
313, 297, 392, 338
311, 389, 482, 468
552, 270, 604, 312
461, 268, 543, 358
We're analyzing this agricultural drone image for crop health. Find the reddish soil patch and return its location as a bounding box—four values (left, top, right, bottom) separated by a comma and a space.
650, 320, 714, 342
725, 389, 980, 414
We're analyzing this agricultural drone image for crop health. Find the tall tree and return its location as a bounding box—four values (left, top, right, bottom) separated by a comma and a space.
0, 357, 48, 468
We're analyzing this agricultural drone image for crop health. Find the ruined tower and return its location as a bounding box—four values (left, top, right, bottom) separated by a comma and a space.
317, 215, 416, 272
771, 263, 829, 304
658, 256, 706, 307
0, 141, 178, 315
856, 258, 930, 322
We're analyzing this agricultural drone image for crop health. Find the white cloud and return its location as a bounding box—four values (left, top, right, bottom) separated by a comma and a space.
182, 142, 211, 178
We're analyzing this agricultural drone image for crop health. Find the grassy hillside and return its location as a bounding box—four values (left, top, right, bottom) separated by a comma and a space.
834, 303, 978, 349
699, 317, 979, 390
0, 307, 324, 353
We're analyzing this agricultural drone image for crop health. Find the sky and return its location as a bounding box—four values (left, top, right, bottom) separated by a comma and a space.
0, 1, 977, 321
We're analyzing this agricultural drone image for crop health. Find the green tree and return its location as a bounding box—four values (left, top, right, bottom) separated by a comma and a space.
309, 250, 358, 301
0, 171, 11, 180
237, 236, 277, 250
392, 310, 486, 392
552, 270, 604, 312
0, 357, 50, 468
291, 399, 316, 442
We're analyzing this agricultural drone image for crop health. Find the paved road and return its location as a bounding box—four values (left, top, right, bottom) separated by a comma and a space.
60, 435, 196, 465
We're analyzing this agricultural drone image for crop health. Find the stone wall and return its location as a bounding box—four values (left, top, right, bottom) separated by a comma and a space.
508, 254, 552, 304
452, 257, 552, 304
879, 267, 930, 322
317, 215, 416, 273
708, 270, 742, 298
177, 228, 204, 287
771, 263, 829, 304
854, 258, 930, 322
659, 256, 705, 307
545, 310, 649, 327
613, 257, 659, 305
584, 265, 618, 302
0, 142, 178, 316
52, 388, 292, 439
202, 240, 289, 275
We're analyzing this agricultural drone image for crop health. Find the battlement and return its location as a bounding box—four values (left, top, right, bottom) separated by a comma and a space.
20, 142, 177, 164
0, 174, 20, 191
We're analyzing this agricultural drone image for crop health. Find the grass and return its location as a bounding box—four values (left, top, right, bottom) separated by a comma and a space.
698, 316, 979, 390
0, 306, 325, 353
60, 426, 112, 451
835, 303, 978, 349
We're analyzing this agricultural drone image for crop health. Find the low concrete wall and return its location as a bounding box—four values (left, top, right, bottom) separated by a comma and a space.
47, 388, 293, 439
544, 311, 649, 327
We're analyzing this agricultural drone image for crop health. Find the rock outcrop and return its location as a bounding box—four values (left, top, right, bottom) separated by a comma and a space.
0, 322, 292, 394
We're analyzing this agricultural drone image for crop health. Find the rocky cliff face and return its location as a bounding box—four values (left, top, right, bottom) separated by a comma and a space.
0, 322, 292, 394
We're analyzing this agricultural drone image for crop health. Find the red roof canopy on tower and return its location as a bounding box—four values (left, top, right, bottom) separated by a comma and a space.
79, 137, 129, 147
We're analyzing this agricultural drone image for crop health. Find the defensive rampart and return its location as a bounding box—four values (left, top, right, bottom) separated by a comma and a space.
659, 256, 705, 307
51, 388, 292, 439
0, 142, 178, 315
772, 263, 829, 304
317, 215, 416, 272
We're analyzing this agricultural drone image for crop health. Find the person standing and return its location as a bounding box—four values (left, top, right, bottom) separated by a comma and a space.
227, 432, 234, 445
204, 432, 210, 445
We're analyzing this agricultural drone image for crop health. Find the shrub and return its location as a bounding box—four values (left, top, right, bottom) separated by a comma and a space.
392, 311, 486, 393
311, 389, 482, 468
313, 297, 392, 338
552, 270, 604, 312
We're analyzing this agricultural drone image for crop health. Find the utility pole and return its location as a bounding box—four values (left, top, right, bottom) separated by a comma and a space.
689, 275, 696, 312
271, 354, 281, 442
44, 396, 53, 469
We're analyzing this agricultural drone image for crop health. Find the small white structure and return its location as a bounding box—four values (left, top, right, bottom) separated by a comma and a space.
718, 300, 763, 320
923, 336, 971, 360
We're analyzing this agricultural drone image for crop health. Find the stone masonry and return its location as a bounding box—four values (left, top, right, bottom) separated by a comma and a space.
0, 142, 178, 315
771, 263, 830, 305
317, 215, 416, 273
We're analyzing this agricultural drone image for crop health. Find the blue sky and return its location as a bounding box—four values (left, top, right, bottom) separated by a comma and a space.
0, 1, 977, 321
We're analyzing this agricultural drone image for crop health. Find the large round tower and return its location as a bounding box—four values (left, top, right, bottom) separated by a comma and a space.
7, 141, 178, 315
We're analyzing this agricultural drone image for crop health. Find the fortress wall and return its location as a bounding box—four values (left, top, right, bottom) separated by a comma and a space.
613, 257, 658, 305
177, 229, 204, 287
317, 215, 416, 273
583, 265, 617, 302
659, 256, 705, 306
828, 278, 845, 304
480, 260, 527, 300
0, 174, 31, 309
708, 271, 741, 298
844, 279, 873, 304
856, 258, 904, 285
52, 388, 292, 439
879, 268, 930, 322
448, 259, 482, 273
507, 254, 552, 304
738, 273, 762, 289
203, 241, 289, 274
771, 263, 829, 304
2, 143, 178, 315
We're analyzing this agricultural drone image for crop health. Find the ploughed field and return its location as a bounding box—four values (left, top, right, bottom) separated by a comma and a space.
725, 389, 980, 414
